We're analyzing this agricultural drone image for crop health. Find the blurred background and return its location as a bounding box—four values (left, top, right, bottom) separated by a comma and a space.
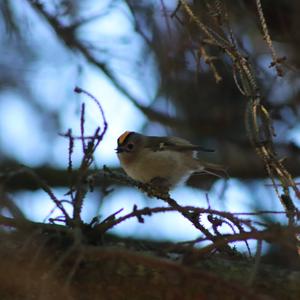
1, 0, 300, 246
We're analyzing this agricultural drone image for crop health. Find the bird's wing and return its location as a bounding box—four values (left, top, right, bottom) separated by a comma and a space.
145, 136, 215, 152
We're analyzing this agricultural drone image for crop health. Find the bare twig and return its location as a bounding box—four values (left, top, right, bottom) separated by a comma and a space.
255, 0, 284, 76
2, 167, 71, 223
194, 226, 300, 257
69, 87, 108, 225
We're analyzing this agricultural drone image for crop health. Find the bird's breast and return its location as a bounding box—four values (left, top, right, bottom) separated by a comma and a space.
119, 149, 196, 186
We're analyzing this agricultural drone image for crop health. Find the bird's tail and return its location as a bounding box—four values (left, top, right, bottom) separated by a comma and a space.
196, 161, 228, 179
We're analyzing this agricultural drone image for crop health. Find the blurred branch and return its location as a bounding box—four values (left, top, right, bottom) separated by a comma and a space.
26, 0, 181, 128
0, 213, 67, 233
0, 165, 71, 222
0, 1, 21, 36
2, 141, 300, 191
186, 224, 300, 258
1, 227, 281, 299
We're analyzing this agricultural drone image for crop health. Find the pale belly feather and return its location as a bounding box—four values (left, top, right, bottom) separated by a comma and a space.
121, 150, 197, 186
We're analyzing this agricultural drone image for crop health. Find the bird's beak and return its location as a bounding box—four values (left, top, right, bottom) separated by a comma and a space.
115, 146, 124, 153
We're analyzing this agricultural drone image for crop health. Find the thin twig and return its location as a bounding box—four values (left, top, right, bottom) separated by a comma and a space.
255, 0, 282, 76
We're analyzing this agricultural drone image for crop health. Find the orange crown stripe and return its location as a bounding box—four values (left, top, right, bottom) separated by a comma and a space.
118, 131, 132, 145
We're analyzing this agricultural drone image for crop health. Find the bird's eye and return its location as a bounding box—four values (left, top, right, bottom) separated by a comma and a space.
127, 143, 134, 150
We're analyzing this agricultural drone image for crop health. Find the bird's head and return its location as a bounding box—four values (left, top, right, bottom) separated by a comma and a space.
116, 131, 144, 161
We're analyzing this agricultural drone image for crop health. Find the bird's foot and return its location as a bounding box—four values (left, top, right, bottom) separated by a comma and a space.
149, 177, 171, 196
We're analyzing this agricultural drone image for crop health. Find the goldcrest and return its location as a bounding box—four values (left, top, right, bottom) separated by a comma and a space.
116, 131, 219, 189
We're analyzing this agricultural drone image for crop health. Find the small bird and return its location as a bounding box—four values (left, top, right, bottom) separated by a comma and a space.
116, 131, 222, 189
